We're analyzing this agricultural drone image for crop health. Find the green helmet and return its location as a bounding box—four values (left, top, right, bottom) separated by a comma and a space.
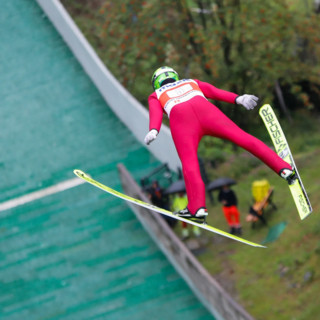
151, 66, 179, 90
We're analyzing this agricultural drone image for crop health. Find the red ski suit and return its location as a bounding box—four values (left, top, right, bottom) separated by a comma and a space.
148, 79, 290, 214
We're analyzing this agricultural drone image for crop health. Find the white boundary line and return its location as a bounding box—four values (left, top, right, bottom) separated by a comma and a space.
0, 178, 85, 212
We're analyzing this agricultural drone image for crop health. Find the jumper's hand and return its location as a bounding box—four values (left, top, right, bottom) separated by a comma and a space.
236, 94, 259, 110
144, 129, 158, 145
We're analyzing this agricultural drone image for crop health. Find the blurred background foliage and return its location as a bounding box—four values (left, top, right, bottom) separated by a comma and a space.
61, 0, 320, 112
61, 0, 320, 167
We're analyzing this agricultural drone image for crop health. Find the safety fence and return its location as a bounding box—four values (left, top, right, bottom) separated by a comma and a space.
118, 163, 255, 320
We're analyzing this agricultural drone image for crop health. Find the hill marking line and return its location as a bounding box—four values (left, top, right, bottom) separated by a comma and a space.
0, 178, 85, 212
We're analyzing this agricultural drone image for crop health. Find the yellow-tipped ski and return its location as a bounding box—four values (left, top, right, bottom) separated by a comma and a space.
259, 104, 312, 219
74, 169, 266, 248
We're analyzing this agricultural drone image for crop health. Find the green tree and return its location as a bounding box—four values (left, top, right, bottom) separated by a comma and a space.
62, 0, 320, 118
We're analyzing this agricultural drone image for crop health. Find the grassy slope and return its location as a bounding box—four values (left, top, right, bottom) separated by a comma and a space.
197, 145, 320, 320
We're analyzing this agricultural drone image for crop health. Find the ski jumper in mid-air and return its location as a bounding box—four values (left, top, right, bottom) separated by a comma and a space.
144, 66, 296, 222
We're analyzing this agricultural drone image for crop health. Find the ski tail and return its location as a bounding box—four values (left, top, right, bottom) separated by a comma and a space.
259, 104, 312, 219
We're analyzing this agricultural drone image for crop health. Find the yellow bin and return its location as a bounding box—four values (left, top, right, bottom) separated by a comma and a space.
252, 180, 270, 202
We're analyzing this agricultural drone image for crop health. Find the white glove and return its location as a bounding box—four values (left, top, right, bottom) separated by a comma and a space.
236, 94, 259, 110
144, 129, 158, 145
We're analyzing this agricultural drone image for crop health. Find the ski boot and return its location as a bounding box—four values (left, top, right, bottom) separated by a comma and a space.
280, 168, 297, 185
174, 207, 208, 224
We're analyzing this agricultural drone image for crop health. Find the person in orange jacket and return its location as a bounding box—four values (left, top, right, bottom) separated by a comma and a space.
218, 185, 242, 235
